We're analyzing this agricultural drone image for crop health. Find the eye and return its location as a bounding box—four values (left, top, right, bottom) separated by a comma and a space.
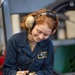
37, 30, 42, 33
44, 34, 49, 36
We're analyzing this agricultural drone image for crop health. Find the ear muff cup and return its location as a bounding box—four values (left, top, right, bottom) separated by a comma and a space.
25, 16, 36, 29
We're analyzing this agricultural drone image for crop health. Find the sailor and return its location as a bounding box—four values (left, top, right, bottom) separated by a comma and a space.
2, 9, 58, 75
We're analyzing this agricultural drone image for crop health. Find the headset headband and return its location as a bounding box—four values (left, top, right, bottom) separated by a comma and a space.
35, 11, 57, 21
25, 10, 57, 29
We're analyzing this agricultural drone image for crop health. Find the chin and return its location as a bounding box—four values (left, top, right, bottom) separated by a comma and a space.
34, 39, 42, 42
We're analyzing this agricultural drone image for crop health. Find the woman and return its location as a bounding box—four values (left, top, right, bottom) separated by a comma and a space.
3, 9, 58, 75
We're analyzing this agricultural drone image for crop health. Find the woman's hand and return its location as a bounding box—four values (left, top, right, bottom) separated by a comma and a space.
16, 70, 29, 75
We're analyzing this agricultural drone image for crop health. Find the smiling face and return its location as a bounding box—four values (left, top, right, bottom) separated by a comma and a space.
29, 24, 52, 42
27, 12, 58, 42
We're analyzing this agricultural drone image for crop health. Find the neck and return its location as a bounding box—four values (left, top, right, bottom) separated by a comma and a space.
27, 33, 37, 51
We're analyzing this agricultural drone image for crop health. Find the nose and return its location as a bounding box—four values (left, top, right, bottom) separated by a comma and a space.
39, 34, 44, 40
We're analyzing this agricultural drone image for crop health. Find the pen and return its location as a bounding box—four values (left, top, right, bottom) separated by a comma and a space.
18, 66, 21, 71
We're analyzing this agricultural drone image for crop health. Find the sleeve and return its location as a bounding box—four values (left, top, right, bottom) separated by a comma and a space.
36, 39, 54, 75
2, 36, 18, 75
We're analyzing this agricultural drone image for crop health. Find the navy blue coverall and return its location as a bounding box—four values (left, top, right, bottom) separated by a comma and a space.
2, 31, 54, 75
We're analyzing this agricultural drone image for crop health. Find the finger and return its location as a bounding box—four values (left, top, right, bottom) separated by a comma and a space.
16, 74, 24, 75
16, 73, 24, 75
24, 70, 29, 73
17, 71, 25, 74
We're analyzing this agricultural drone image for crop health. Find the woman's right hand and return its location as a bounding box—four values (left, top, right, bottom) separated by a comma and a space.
16, 70, 29, 75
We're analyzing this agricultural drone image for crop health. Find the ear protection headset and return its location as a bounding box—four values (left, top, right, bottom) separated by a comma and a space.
25, 10, 57, 29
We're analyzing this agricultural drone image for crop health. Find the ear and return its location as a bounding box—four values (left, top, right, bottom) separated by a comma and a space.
25, 16, 35, 29
51, 30, 56, 34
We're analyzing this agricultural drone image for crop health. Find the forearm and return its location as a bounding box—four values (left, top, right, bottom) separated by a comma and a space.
27, 69, 53, 75
2, 68, 17, 75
